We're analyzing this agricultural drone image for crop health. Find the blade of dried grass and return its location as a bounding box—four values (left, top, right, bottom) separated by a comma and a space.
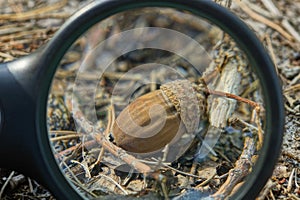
234, 0, 294, 42
0, 0, 68, 21
0, 171, 15, 199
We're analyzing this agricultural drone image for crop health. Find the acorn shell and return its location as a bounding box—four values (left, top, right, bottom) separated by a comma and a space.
112, 80, 206, 153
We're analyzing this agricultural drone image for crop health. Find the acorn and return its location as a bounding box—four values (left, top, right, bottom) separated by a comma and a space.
112, 80, 207, 153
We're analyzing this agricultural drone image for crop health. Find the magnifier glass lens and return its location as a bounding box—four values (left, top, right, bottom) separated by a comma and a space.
47, 7, 265, 199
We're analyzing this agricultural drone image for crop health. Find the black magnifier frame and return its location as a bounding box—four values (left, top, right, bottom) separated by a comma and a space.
0, 0, 284, 199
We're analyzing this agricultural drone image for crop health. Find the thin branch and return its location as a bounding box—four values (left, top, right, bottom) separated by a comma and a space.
212, 136, 256, 198
203, 88, 261, 109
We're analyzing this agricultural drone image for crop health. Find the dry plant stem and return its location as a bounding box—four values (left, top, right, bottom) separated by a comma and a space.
93, 133, 152, 173
282, 150, 300, 163
229, 117, 258, 132
0, 52, 14, 60
287, 168, 296, 193
55, 140, 95, 159
260, 0, 281, 16
281, 19, 300, 43
214, 149, 231, 163
161, 181, 170, 200
270, 190, 276, 200
150, 158, 202, 179
92, 105, 114, 167
253, 108, 263, 148
240, 79, 259, 98
92, 148, 105, 167
0, 0, 68, 21
6, 174, 26, 190
71, 160, 91, 179
50, 130, 81, 135
1, 38, 36, 49
0, 171, 15, 199
189, 162, 198, 183
212, 136, 256, 199
10, 50, 29, 56
264, 35, 279, 75
27, 178, 34, 194
291, 73, 300, 87
202, 68, 222, 84
0, 28, 58, 42
97, 174, 129, 195
243, 0, 274, 19
158, 9, 214, 33
50, 134, 82, 142
61, 160, 98, 197
0, 24, 28, 35
257, 180, 276, 200
289, 194, 300, 200
196, 172, 216, 187
204, 89, 260, 109
104, 105, 114, 138
233, 0, 294, 42
286, 81, 300, 91
69, 72, 142, 81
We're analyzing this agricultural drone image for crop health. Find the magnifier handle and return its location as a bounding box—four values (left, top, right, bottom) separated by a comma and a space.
0, 53, 42, 172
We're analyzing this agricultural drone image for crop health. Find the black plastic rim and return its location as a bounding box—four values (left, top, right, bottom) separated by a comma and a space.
36, 0, 284, 199
0, 101, 3, 135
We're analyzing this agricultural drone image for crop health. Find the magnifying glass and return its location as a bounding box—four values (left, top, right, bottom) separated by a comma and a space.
0, 0, 284, 199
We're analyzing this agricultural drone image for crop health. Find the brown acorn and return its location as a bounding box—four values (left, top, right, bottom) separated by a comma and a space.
112, 80, 207, 153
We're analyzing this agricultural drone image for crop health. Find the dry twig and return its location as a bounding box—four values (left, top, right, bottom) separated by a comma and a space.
212, 136, 256, 199
0, 0, 68, 21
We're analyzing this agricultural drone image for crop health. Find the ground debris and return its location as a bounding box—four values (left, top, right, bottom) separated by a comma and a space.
0, 0, 299, 199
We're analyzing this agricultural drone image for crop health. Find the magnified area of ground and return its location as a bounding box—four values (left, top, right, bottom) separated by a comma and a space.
0, 0, 299, 199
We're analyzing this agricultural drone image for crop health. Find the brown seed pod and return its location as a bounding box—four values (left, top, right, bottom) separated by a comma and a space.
112, 80, 207, 153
